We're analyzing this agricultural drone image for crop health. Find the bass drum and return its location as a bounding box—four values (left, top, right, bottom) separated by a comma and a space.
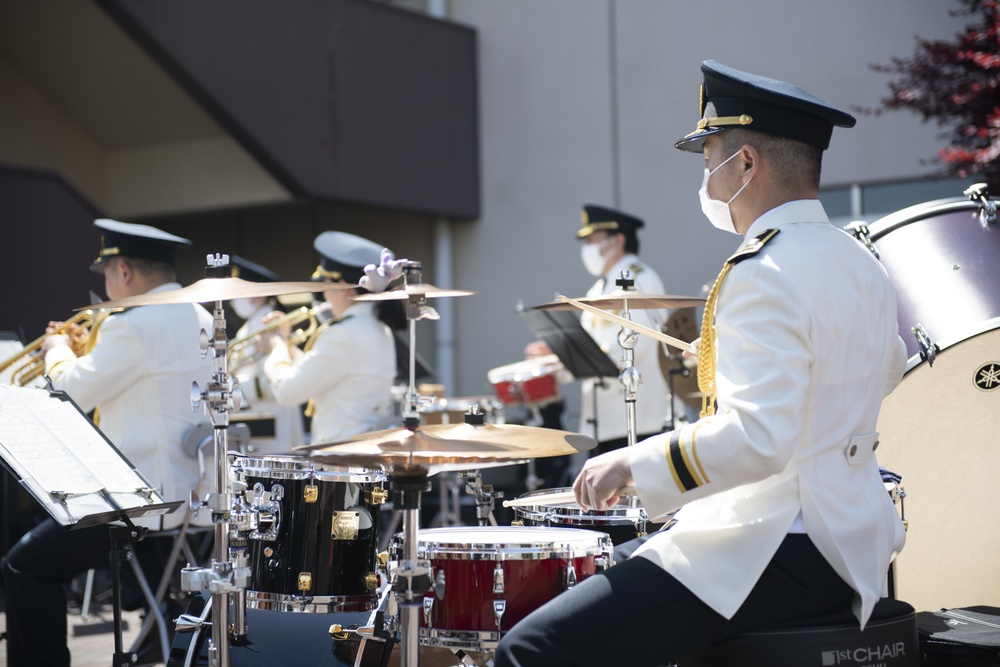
166, 593, 385, 666
848, 190, 1000, 358
875, 320, 1000, 612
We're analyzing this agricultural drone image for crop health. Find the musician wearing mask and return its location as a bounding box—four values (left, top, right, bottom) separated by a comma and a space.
262, 231, 401, 444
1, 218, 214, 667
227, 255, 306, 453
528, 206, 672, 456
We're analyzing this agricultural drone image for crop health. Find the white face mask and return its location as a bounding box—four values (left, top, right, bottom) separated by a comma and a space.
580, 236, 614, 277
231, 297, 258, 320
698, 149, 753, 235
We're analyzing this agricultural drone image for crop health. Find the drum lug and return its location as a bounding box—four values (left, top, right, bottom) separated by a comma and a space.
304, 483, 318, 503
364, 572, 380, 590
493, 599, 506, 630
845, 221, 880, 259
423, 595, 435, 627
964, 182, 997, 226
510, 519, 524, 527
368, 486, 389, 505
912, 324, 940, 367
492, 562, 505, 594
565, 564, 577, 590
298, 572, 312, 592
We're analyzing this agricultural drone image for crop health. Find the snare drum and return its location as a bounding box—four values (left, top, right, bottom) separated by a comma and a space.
393, 526, 612, 651
487, 355, 563, 407
230, 455, 387, 612
510, 487, 661, 545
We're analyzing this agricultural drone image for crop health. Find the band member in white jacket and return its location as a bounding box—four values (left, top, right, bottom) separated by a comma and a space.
496, 61, 909, 667
2, 218, 213, 667
263, 231, 401, 445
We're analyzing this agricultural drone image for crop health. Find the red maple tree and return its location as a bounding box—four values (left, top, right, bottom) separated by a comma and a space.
871, 0, 1000, 191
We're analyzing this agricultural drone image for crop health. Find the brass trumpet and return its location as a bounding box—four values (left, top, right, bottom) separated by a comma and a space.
228, 305, 325, 371
0, 309, 116, 386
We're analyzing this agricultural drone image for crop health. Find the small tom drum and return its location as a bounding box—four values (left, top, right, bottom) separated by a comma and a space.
393, 526, 612, 651
487, 355, 563, 407
230, 455, 387, 613
510, 487, 663, 545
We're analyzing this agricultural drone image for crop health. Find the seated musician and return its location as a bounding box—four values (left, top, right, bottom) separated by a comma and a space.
1, 218, 214, 667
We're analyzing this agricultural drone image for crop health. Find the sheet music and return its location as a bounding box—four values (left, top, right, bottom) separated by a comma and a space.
0, 385, 168, 526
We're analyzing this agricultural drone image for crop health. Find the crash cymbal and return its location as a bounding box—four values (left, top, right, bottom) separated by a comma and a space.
296, 422, 595, 472
353, 283, 475, 302
533, 290, 705, 311
81, 278, 348, 310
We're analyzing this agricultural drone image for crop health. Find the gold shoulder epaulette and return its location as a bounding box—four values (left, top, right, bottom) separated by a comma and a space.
726, 228, 780, 265
628, 262, 645, 277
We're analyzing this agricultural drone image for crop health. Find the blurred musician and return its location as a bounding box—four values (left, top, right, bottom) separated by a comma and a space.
261, 231, 403, 445
1, 218, 213, 667
227, 255, 306, 453
527, 205, 672, 455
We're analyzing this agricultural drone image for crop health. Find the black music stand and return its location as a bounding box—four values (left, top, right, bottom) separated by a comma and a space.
0, 384, 181, 666
517, 306, 619, 440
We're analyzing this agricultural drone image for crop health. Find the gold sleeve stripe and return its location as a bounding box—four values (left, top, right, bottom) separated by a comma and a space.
690, 421, 710, 484
666, 430, 701, 492
677, 430, 706, 488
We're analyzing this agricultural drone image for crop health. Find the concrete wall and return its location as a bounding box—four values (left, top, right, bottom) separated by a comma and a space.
445, 0, 966, 427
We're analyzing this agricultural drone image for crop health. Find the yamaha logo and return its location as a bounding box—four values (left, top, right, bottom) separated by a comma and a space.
821, 642, 907, 666
975, 362, 1000, 391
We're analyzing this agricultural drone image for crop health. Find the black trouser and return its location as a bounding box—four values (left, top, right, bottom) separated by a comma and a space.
1, 517, 168, 667
493, 533, 855, 667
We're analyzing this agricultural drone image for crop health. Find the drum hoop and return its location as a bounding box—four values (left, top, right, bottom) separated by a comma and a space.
232, 455, 385, 483
413, 526, 610, 560
514, 504, 647, 522
866, 197, 983, 240
245, 589, 377, 613
903, 316, 1000, 374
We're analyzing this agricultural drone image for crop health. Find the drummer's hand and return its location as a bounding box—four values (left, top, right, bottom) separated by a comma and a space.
683, 337, 701, 359
574, 447, 633, 512
524, 340, 552, 358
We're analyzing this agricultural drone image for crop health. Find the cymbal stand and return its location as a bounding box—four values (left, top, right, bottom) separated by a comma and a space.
460, 468, 502, 526
181, 254, 249, 667
395, 261, 440, 667
613, 273, 644, 517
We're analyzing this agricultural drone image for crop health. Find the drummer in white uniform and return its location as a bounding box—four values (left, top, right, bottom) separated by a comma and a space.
227, 255, 306, 453
262, 231, 402, 445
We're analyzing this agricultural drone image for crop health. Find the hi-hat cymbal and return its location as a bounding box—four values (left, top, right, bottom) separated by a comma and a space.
353, 283, 475, 302
296, 422, 595, 472
80, 278, 348, 310
533, 290, 705, 311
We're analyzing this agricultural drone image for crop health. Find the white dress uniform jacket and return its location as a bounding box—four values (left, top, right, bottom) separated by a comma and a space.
265, 301, 395, 444
630, 200, 909, 627
44, 283, 215, 530
579, 254, 671, 442
232, 304, 306, 454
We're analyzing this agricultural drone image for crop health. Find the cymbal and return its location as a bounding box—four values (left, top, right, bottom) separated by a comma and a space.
296, 422, 595, 472
533, 290, 705, 311
353, 283, 475, 302
81, 278, 348, 310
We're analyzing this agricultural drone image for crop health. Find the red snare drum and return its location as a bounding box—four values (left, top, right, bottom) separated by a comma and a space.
394, 526, 612, 651
487, 355, 563, 407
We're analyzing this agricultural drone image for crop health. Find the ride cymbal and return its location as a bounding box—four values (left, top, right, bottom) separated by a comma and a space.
296, 422, 595, 472
353, 283, 475, 302
532, 290, 705, 311
81, 278, 348, 310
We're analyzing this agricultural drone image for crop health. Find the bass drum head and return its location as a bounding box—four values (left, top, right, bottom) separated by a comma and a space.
875, 320, 1000, 611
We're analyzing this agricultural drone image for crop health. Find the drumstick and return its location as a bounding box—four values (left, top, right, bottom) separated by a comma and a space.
557, 295, 691, 353
502, 485, 636, 508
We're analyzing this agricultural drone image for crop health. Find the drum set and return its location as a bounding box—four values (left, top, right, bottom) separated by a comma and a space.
81, 183, 1000, 666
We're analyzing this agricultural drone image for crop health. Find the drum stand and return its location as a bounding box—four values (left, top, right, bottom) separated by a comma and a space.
178, 255, 250, 667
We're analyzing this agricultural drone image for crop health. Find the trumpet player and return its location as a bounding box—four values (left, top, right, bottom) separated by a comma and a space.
227, 255, 306, 453
261, 231, 403, 444
1, 218, 215, 667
